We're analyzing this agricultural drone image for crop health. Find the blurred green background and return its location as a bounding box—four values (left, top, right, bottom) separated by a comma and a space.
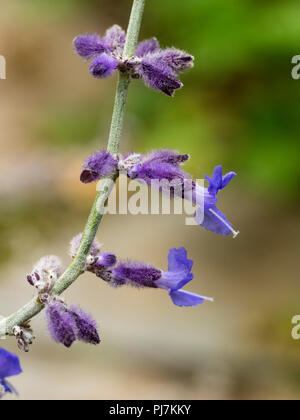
1, 0, 300, 400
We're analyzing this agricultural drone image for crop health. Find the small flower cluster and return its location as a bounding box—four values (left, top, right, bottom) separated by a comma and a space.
13, 325, 35, 353
80, 149, 239, 237
74, 25, 194, 96
0, 348, 22, 399
26, 253, 100, 349
27, 255, 63, 300
70, 235, 212, 307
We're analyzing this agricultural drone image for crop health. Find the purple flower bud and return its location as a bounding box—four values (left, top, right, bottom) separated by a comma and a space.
80, 150, 118, 184
155, 48, 194, 73
142, 149, 190, 166
45, 301, 77, 348
136, 38, 160, 57
132, 162, 189, 185
139, 57, 183, 96
94, 253, 117, 269
69, 233, 101, 258
102, 25, 126, 53
113, 261, 161, 288
73, 34, 109, 59
89, 53, 119, 79
69, 306, 100, 345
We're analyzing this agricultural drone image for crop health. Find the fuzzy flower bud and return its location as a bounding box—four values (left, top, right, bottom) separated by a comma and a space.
45, 300, 100, 348
13, 326, 35, 353
89, 53, 119, 79
46, 301, 77, 348
69, 306, 100, 345
27, 255, 62, 295
80, 150, 118, 184
73, 34, 108, 59
69, 233, 101, 258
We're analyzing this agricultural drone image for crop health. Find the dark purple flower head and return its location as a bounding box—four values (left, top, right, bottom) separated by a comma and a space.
73, 34, 109, 59
69, 306, 100, 345
113, 261, 161, 288
136, 38, 160, 57
80, 150, 118, 184
204, 165, 237, 196
0, 348, 22, 398
46, 301, 77, 348
69, 233, 101, 258
89, 53, 119, 79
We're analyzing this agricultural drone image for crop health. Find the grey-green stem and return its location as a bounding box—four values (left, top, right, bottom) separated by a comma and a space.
0, 0, 146, 338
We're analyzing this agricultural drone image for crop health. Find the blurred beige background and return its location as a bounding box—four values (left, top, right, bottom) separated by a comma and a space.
1, 0, 300, 400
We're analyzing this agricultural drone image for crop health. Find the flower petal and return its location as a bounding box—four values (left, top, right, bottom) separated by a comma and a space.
0, 348, 22, 379
169, 290, 212, 307
196, 205, 235, 236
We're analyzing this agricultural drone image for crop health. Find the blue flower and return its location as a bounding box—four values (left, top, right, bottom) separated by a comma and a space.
0, 348, 22, 398
196, 165, 239, 238
110, 247, 213, 307
157, 248, 213, 307
204, 165, 236, 196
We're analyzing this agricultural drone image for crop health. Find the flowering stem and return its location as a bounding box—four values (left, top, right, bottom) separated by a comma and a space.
0, 0, 146, 338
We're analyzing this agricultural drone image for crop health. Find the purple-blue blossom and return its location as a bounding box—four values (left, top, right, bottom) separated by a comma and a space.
197, 165, 239, 237
0, 348, 22, 398
204, 165, 237, 196
110, 247, 213, 307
